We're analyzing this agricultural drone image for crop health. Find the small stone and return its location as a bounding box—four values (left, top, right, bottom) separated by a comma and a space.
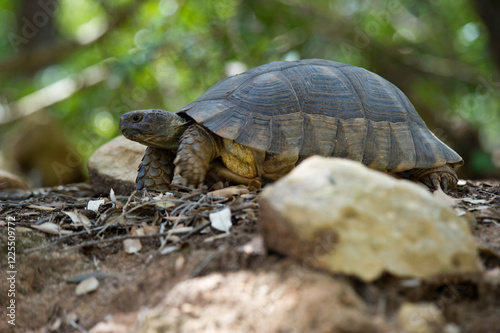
444, 323, 462, 333
87, 135, 145, 195
259, 156, 482, 282
75, 277, 99, 295
397, 302, 445, 333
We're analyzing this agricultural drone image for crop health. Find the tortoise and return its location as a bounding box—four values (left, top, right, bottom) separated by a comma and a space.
119, 59, 463, 192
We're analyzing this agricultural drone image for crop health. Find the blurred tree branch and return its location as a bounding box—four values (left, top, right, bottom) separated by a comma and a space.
474, 0, 500, 72
1, 61, 111, 125
0, 0, 147, 74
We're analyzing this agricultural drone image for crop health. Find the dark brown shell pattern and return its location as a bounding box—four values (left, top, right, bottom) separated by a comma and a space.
177, 59, 463, 173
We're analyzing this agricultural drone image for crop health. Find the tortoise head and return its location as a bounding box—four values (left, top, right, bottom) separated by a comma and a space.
119, 109, 190, 150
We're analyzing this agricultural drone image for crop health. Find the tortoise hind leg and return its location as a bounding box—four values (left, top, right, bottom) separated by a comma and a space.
207, 160, 262, 187
137, 147, 175, 191
409, 164, 458, 192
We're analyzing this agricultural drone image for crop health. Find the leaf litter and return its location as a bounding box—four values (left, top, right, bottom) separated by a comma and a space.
8, 183, 259, 256
1, 180, 500, 332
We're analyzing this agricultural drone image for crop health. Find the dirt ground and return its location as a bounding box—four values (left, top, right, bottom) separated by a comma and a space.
0, 179, 499, 332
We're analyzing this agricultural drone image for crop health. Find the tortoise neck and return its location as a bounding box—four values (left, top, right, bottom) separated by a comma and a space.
162, 114, 191, 151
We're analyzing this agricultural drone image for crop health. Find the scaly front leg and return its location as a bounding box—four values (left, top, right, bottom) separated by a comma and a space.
174, 124, 219, 187
137, 147, 175, 191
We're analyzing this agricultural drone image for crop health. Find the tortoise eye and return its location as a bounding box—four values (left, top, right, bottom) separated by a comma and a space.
132, 114, 142, 122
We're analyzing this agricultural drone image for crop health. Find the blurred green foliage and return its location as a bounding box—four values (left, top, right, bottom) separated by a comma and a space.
0, 0, 499, 183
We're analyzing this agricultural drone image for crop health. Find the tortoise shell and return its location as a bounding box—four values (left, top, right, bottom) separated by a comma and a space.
177, 59, 462, 173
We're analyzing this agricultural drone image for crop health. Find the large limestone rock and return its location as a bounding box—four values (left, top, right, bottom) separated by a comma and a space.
88, 135, 144, 195
91, 270, 389, 333
259, 156, 482, 282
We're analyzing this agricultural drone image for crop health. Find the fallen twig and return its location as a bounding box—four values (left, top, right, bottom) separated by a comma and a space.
59, 220, 212, 252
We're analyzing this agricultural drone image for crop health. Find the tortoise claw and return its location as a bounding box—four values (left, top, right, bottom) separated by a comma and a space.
412, 164, 458, 192
441, 176, 449, 192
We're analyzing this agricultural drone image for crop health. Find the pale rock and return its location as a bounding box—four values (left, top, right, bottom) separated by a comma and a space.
87, 135, 144, 195
259, 156, 482, 282
131, 270, 388, 333
397, 302, 445, 333
75, 277, 100, 295
0, 169, 28, 189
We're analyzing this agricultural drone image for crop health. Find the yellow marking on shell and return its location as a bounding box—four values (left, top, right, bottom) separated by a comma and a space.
220, 138, 258, 178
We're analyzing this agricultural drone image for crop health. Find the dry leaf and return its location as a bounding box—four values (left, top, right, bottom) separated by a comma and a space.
207, 186, 250, 198
109, 188, 117, 203
460, 198, 487, 205
75, 277, 99, 295
169, 226, 194, 234
31, 222, 73, 235
481, 180, 499, 187
141, 222, 159, 234
209, 207, 232, 232
109, 189, 124, 209
63, 210, 92, 229
165, 235, 180, 243
87, 199, 105, 212
155, 200, 175, 209
160, 245, 179, 255
27, 205, 55, 211
164, 216, 190, 222
203, 233, 230, 242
